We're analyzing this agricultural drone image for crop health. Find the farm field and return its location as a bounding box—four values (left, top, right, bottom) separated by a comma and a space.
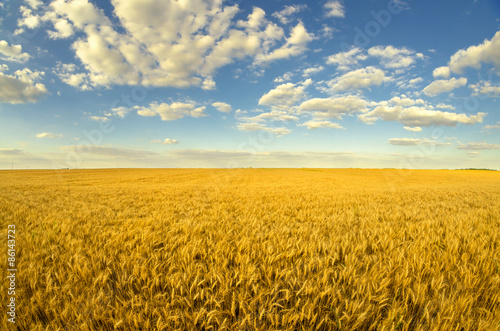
1, 168, 499, 330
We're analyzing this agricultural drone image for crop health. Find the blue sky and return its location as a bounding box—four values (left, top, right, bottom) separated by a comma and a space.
0, 0, 499, 169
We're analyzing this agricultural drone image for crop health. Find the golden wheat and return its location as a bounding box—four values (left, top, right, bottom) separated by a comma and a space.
0, 168, 499, 330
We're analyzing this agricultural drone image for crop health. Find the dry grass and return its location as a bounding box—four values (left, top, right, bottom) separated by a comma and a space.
0, 168, 499, 330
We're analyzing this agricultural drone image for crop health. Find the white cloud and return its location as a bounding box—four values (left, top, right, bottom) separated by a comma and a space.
299, 95, 368, 119
237, 121, 291, 136
0, 40, 31, 62
0, 68, 48, 104
408, 77, 424, 86
423, 77, 467, 96
436, 103, 455, 110
274, 72, 294, 83
272, 4, 308, 24
259, 80, 311, 110
29, 1, 314, 89
255, 21, 313, 64
89, 116, 109, 122
237, 110, 297, 135
151, 138, 179, 145
432, 66, 450, 79
106, 106, 132, 118
360, 105, 486, 127
469, 81, 500, 96
36, 132, 63, 139
403, 126, 423, 132
302, 65, 324, 77
47, 18, 75, 39
326, 47, 367, 71
326, 66, 385, 92
483, 122, 500, 130
212, 102, 232, 113
136, 101, 206, 121
457, 142, 500, 150
388, 138, 451, 146
302, 120, 343, 130
448, 31, 500, 74
324, 1, 345, 18
54, 62, 91, 90
367, 45, 422, 69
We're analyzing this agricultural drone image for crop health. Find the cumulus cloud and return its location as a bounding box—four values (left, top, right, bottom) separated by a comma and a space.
360, 105, 485, 127
89, 116, 109, 122
432, 66, 450, 79
237, 121, 291, 136
324, 1, 345, 18
302, 65, 324, 77
54, 62, 91, 90
403, 126, 423, 132
151, 138, 179, 145
237, 110, 297, 135
367, 45, 423, 69
0, 68, 48, 104
272, 4, 308, 24
483, 122, 500, 130
299, 95, 368, 119
212, 101, 232, 113
388, 138, 451, 146
326, 66, 385, 92
457, 142, 500, 150
274, 72, 294, 83
255, 21, 313, 64
469, 81, 500, 96
302, 120, 343, 130
136, 101, 206, 121
448, 31, 500, 74
423, 77, 467, 96
26, 1, 314, 89
36, 132, 63, 139
325, 47, 367, 71
259, 79, 311, 110
106, 106, 132, 118
436, 103, 455, 110
0, 40, 31, 62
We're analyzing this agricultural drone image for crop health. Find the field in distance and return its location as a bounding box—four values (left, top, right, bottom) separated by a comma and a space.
1, 168, 499, 330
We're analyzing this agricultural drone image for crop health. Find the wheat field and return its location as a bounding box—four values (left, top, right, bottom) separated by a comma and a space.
0, 168, 499, 330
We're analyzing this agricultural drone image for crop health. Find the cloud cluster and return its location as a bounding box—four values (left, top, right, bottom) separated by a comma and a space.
469, 81, 500, 96
0, 68, 48, 104
36, 132, 63, 139
299, 95, 368, 119
448, 31, 500, 74
324, 1, 345, 18
457, 142, 500, 150
136, 102, 206, 121
258, 79, 311, 110
0, 40, 31, 62
326, 66, 385, 92
423, 77, 467, 96
151, 138, 179, 145
367, 45, 423, 69
326, 45, 422, 72
360, 104, 485, 127
212, 102, 232, 113
272, 4, 308, 24
22, 0, 314, 90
